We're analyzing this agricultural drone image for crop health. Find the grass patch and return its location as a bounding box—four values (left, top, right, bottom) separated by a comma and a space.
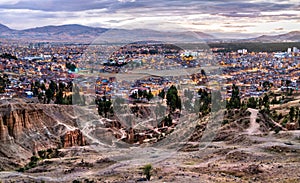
16, 148, 59, 172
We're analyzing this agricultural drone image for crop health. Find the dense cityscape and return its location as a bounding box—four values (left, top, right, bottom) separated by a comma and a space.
1, 42, 299, 101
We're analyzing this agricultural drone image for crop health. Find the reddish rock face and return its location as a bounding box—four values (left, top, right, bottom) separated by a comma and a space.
0, 103, 87, 170
286, 123, 298, 130
61, 129, 86, 148
0, 108, 45, 143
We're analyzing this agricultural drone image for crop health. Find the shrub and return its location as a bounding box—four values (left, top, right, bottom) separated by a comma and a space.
222, 119, 229, 125
142, 164, 153, 181
30, 156, 39, 162
282, 118, 288, 127
274, 127, 281, 134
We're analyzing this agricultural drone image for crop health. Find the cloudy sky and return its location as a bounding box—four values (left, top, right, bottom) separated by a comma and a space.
0, 0, 299, 38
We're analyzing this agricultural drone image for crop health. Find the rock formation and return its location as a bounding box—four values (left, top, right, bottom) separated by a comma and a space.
0, 103, 87, 170
61, 129, 86, 147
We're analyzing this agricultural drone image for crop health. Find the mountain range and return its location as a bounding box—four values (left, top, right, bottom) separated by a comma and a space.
248, 31, 300, 42
0, 23, 299, 43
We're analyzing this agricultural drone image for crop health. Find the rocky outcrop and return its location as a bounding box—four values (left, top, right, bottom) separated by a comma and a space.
0, 103, 87, 170
286, 123, 298, 130
0, 108, 47, 143
61, 129, 86, 148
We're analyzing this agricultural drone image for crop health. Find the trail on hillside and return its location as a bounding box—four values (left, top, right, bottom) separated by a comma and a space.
246, 108, 260, 135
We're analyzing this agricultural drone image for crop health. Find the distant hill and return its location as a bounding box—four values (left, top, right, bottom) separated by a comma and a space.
0, 23, 215, 43
23, 24, 108, 34
5, 24, 109, 42
0, 24, 109, 42
0, 24, 11, 32
250, 31, 300, 42
92, 29, 215, 44
0, 23, 298, 43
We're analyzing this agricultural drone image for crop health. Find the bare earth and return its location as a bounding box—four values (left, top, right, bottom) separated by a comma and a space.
0, 109, 300, 183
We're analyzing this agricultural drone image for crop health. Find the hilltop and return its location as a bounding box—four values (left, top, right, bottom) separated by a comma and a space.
0, 102, 299, 182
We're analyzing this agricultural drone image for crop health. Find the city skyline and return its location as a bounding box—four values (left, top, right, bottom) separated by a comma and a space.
0, 0, 299, 38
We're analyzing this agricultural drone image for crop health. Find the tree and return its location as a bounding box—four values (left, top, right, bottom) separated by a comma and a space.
247, 97, 257, 109
66, 62, 77, 72
138, 89, 143, 99
166, 85, 181, 112
96, 96, 113, 118
146, 89, 154, 101
45, 88, 54, 104
33, 86, 39, 97
55, 89, 64, 104
197, 89, 211, 115
49, 80, 57, 93
41, 83, 46, 91
228, 84, 241, 109
289, 106, 295, 122
262, 94, 270, 107
158, 89, 165, 101
67, 81, 73, 91
0, 75, 9, 93
201, 69, 206, 76
0, 53, 17, 60
58, 82, 66, 91
159, 113, 173, 127
262, 81, 271, 91
38, 93, 44, 102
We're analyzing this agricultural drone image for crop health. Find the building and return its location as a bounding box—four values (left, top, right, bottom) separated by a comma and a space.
293, 47, 299, 53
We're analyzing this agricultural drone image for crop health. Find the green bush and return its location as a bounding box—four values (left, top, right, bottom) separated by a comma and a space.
282, 118, 288, 127
222, 119, 229, 125
30, 156, 39, 163
142, 164, 153, 181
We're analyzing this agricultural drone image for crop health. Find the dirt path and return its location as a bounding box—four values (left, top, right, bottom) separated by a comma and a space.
246, 108, 260, 135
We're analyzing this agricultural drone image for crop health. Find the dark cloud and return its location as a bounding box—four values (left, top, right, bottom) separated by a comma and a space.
218, 12, 260, 18
222, 25, 256, 28
1, 0, 298, 14
0, 0, 298, 34
0, 0, 113, 11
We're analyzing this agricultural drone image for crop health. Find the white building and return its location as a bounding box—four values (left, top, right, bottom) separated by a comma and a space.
293, 47, 299, 53
237, 49, 248, 54
274, 52, 286, 58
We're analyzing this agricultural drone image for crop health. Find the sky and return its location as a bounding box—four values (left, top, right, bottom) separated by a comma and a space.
0, 0, 299, 38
